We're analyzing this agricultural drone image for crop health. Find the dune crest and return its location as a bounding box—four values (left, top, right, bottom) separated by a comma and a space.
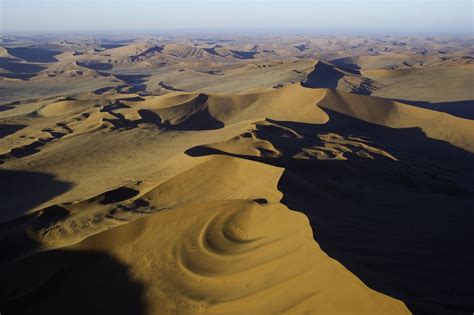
317, 89, 474, 152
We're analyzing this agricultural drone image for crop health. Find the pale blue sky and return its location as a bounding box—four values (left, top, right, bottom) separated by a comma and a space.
1, 0, 473, 34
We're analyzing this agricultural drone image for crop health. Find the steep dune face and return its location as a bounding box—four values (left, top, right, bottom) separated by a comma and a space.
76, 199, 407, 315
139, 156, 284, 208
100, 43, 154, 58
302, 61, 381, 95
205, 84, 328, 125
120, 84, 329, 129
163, 43, 215, 58
5, 155, 284, 254
318, 89, 474, 153
1, 200, 409, 315
38, 99, 97, 117
326, 53, 474, 103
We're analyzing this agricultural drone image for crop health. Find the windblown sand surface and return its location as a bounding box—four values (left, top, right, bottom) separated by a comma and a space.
1, 34, 473, 315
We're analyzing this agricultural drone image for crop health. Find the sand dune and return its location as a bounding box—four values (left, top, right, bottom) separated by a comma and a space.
1, 34, 473, 315
303, 60, 381, 94
101, 42, 156, 58
39, 99, 97, 117
318, 89, 474, 152
1, 199, 409, 314
371, 64, 474, 102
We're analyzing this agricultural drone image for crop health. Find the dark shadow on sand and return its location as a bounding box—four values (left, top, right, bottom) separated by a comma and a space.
186, 110, 474, 315
302, 62, 375, 95
130, 45, 163, 61
0, 124, 26, 138
0, 170, 73, 262
203, 47, 221, 56
77, 61, 113, 71
330, 57, 362, 74
0, 169, 73, 223
0, 249, 147, 315
0, 130, 72, 162
0, 57, 47, 73
0, 106, 15, 113
101, 94, 223, 131
6, 47, 61, 63
101, 43, 127, 49
302, 62, 345, 89
114, 74, 150, 93
230, 50, 258, 59
93, 86, 116, 95
294, 44, 307, 52
0, 172, 146, 314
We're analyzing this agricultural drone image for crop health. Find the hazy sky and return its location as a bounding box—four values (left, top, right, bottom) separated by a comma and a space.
1, 0, 473, 34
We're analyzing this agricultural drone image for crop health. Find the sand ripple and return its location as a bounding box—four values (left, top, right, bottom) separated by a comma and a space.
72, 200, 409, 314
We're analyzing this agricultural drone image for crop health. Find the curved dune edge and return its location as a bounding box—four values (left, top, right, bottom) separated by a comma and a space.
75, 199, 410, 314
124, 83, 329, 127
317, 88, 474, 153
1, 156, 410, 314
38, 99, 97, 117
3, 199, 411, 315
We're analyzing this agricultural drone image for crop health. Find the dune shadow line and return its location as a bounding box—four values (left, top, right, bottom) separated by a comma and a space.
185, 110, 474, 315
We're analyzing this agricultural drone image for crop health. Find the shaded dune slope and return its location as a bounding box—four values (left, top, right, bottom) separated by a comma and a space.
1, 197, 409, 315
1, 83, 473, 314
302, 61, 381, 95
183, 87, 474, 315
